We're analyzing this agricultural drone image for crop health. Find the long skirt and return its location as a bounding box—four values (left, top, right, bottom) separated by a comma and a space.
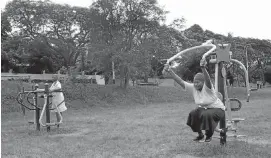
186, 107, 225, 137
51, 92, 67, 113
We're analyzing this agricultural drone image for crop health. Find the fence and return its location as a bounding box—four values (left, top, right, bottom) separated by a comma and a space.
1, 71, 105, 85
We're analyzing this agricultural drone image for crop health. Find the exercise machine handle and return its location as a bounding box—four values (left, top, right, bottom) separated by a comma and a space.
39, 94, 63, 127
167, 39, 216, 64
231, 59, 250, 102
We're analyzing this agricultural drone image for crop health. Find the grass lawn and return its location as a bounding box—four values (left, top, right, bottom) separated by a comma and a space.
2, 88, 271, 158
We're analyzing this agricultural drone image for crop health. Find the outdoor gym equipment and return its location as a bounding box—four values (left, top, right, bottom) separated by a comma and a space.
166, 39, 250, 145
16, 83, 64, 132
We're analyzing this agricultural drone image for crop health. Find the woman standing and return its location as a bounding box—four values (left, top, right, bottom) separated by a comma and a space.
50, 74, 67, 127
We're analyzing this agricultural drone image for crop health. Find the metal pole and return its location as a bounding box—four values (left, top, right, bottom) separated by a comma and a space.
235, 43, 253, 85
218, 62, 227, 145
32, 86, 36, 124
44, 83, 50, 132
35, 84, 40, 131
215, 63, 219, 91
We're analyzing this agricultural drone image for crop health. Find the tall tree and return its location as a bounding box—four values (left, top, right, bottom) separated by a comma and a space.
1, 11, 13, 72
90, 0, 167, 88
1, 11, 11, 42
4, 0, 100, 72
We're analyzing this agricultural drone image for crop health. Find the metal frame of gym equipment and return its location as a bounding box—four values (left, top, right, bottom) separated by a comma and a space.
16, 83, 64, 132
167, 39, 250, 145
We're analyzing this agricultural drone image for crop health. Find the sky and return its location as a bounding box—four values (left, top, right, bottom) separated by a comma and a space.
1, 0, 271, 40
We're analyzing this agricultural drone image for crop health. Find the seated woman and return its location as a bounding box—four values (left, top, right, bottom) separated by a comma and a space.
163, 58, 226, 142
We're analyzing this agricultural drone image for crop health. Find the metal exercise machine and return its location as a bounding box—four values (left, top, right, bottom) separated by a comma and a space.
167, 39, 250, 145
16, 83, 64, 132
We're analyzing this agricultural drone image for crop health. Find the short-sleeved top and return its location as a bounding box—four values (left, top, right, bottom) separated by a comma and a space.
184, 82, 225, 110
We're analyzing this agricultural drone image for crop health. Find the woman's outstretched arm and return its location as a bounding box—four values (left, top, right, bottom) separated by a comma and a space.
163, 64, 186, 89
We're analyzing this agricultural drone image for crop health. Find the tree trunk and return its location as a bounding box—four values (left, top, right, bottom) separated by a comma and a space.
120, 62, 130, 88
81, 52, 85, 71
124, 68, 129, 88
105, 74, 110, 85
143, 73, 148, 83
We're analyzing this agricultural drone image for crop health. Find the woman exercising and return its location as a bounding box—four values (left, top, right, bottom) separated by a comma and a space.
50, 74, 67, 127
163, 58, 227, 142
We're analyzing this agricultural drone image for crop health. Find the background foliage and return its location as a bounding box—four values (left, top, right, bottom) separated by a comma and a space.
2, 0, 271, 86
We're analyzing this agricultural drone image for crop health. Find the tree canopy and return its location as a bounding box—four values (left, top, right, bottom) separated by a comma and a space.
2, 0, 271, 85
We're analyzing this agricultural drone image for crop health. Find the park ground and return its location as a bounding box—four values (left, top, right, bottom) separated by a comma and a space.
1, 81, 271, 158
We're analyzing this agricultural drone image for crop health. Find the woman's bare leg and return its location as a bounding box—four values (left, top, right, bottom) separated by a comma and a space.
56, 112, 62, 128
